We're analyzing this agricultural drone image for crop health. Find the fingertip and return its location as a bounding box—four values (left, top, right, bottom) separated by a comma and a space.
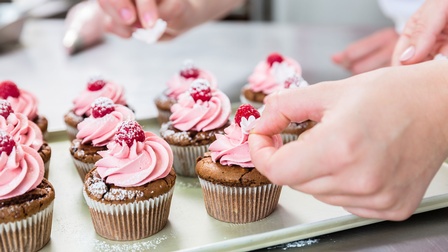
137, 0, 159, 28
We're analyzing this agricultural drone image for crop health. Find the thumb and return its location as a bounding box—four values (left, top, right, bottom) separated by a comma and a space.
252, 83, 334, 137
392, 0, 448, 65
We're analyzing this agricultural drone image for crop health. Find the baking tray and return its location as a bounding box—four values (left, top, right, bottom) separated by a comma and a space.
41, 118, 448, 252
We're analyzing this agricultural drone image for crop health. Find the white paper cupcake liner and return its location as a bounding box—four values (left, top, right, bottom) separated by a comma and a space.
170, 144, 209, 177
83, 187, 174, 241
156, 109, 172, 125
0, 202, 54, 252
65, 124, 78, 141
72, 157, 95, 181
239, 94, 264, 109
198, 178, 282, 223
281, 133, 298, 145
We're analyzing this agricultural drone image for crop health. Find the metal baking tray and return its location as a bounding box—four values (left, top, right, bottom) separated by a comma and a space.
40, 118, 448, 251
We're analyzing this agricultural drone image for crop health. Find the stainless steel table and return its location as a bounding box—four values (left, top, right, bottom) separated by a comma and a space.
1, 19, 447, 251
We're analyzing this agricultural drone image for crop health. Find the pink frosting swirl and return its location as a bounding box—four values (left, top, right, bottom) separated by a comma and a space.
165, 69, 217, 99
76, 105, 135, 146
210, 122, 282, 168
169, 90, 231, 132
5, 89, 39, 121
73, 81, 127, 116
0, 112, 43, 151
0, 144, 44, 200
95, 131, 173, 187
248, 57, 302, 94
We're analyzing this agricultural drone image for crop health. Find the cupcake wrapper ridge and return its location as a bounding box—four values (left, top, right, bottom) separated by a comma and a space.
83, 187, 174, 241
0, 202, 54, 252
199, 178, 282, 223
72, 158, 95, 181
170, 144, 209, 177
281, 133, 299, 145
65, 124, 78, 141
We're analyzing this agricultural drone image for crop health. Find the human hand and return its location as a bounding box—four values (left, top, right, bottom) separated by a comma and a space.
97, 0, 244, 40
249, 60, 448, 221
98, 0, 188, 39
392, 0, 448, 65
332, 28, 398, 75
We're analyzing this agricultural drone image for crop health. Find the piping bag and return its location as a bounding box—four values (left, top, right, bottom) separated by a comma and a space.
63, 0, 104, 55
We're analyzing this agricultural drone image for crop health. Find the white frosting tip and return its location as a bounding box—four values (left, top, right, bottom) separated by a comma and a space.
132, 19, 167, 44
434, 54, 448, 61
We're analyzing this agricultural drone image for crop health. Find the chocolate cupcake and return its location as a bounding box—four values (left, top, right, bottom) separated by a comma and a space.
0, 80, 48, 138
70, 97, 135, 180
154, 60, 217, 124
160, 79, 231, 177
196, 104, 283, 223
64, 77, 129, 141
0, 131, 55, 251
0, 100, 52, 178
83, 121, 176, 240
240, 52, 304, 109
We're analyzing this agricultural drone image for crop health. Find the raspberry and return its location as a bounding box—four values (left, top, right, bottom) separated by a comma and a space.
91, 97, 115, 118
114, 121, 146, 147
0, 131, 15, 155
189, 79, 212, 102
266, 53, 284, 67
180, 60, 200, 79
0, 80, 21, 99
234, 104, 260, 127
0, 100, 13, 118
87, 79, 106, 91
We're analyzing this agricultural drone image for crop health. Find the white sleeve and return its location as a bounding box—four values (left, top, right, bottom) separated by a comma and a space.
377, 0, 425, 33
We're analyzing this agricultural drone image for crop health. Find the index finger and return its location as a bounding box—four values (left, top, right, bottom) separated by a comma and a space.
392, 0, 448, 65
136, 0, 159, 28
98, 0, 137, 25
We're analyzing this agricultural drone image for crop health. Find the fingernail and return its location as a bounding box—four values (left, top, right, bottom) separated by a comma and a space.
120, 8, 133, 22
144, 13, 155, 27
400, 46, 415, 62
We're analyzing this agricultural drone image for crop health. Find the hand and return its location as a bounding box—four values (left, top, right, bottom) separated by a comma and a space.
332, 28, 399, 75
392, 0, 448, 65
249, 60, 448, 221
98, 0, 244, 40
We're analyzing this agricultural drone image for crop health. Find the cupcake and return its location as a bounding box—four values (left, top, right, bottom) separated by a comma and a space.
0, 131, 55, 251
196, 104, 283, 223
70, 97, 135, 180
160, 79, 231, 177
0, 80, 48, 138
240, 52, 305, 108
83, 121, 176, 241
266, 73, 315, 144
64, 77, 128, 140
0, 100, 52, 178
154, 60, 217, 124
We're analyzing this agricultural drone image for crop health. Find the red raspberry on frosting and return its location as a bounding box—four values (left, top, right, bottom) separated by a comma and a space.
266, 53, 284, 67
0, 131, 15, 155
0, 100, 13, 118
180, 60, 200, 79
234, 104, 260, 127
0, 80, 21, 99
91, 97, 115, 118
189, 79, 212, 102
87, 79, 107, 91
114, 121, 146, 147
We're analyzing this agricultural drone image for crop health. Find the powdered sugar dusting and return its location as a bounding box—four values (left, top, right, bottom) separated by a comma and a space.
0, 99, 13, 118
94, 234, 169, 251
104, 188, 144, 201
87, 175, 108, 200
